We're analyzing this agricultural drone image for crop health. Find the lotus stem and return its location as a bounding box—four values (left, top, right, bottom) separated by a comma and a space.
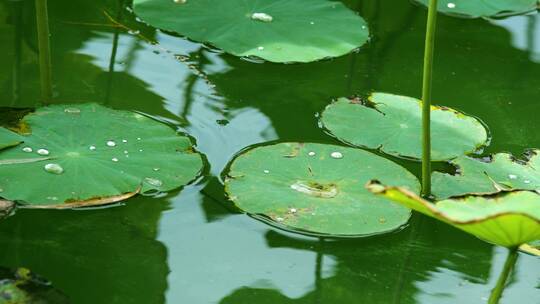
488, 247, 519, 304
421, 0, 438, 197
35, 0, 53, 105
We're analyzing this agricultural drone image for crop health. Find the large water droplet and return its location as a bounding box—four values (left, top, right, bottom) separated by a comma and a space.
330, 152, 343, 159
251, 12, 273, 22
106, 140, 116, 147
308, 151, 316, 156
37, 148, 49, 156
89, 145, 96, 151
44, 163, 64, 175
290, 181, 338, 198
263, 170, 270, 174
447, 2, 456, 8
144, 177, 163, 187
64, 107, 81, 114
112, 158, 119, 162
22, 147, 32, 153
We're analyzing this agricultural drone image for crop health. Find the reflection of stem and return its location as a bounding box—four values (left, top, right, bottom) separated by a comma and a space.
488, 247, 519, 304
35, 0, 53, 105
12, 0, 23, 106
105, 0, 126, 105
421, 0, 438, 197
314, 238, 324, 304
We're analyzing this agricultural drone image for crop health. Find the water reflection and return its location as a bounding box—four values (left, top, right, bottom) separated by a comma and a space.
0, 0, 539, 303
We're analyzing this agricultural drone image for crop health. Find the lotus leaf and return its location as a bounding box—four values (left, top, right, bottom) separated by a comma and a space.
321, 93, 488, 161
368, 182, 540, 248
225, 143, 419, 237
0, 128, 22, 151
414, 0, 538, 18
133, 0, 370, 63
433, 150, 540, 199
0, 103, 202, 208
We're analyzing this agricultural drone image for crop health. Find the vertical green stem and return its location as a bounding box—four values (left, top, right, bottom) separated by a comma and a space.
488, 247, 519, 304
35, 0, 53, 105
421, 0, 438, 197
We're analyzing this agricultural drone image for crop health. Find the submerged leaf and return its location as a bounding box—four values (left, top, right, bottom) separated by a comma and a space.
368, 181, 540, 248
0, 128, 23, 151
225, 143, 419, 237
414, 0, 538, 18
433, 150, 540, 199
321, 93, 488, 161
0, 104, 203, 207
133, 0, 369, 63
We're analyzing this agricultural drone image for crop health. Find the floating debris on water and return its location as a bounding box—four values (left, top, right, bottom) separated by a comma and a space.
44, 163, 64, 175
251, 12, 273, 22
37, 148, 49, 156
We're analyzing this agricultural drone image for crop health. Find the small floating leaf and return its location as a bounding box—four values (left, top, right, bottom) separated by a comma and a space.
433, 150, 540, 199
0, 104, 203, 208
133, 0, 370, 63
225, 143, 419, 237
321, 93, 488, 161
0, 128, 22, 151
414, 0, 538, 18
368, 181, 540, 248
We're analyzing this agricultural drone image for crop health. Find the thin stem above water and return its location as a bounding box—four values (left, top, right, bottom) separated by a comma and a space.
421, 0, 438, 197
488, 247, 519, 304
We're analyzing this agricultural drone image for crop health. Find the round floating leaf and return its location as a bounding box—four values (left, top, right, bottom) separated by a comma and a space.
0, 128, 22, 151
133, 0, 369, 63
321, 93, 488, 161
433, 149, 540, 199
368, 182, 540, 248
414, 0, 538, 18
0, 103, 203, 208
225, 143, 419, 237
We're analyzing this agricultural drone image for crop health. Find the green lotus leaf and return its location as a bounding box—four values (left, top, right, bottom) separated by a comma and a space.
368, 182, 540, 248
0, 103, 203, 208
225, 142, 419, 237
433, 150, 540, 199
414, 0, 538, 18
321, 93, 488, 161
0, 128, 22, 151
133, 0, 369, 63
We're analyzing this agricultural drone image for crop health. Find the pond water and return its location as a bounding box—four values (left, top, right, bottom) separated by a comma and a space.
0, 0, 539, 303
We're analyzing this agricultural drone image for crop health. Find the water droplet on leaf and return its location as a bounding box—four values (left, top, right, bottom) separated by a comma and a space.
251, 12, 273, 22
112, 158, 119, 162
22, 147, 32, 153
308, 151, 316, 156
44, 163, 64, 175
144, 177, 163, 187
37, 148, 49, 156
508, 174, 517, 180
106, 140, 116, 147
89, 145, 96, 151
330, 152, 343, 159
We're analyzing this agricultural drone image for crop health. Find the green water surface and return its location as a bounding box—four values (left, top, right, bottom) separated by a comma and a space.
0, 0, 539, 303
